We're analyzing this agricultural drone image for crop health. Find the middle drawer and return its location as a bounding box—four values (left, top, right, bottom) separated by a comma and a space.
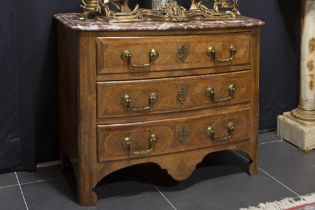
97, 71, 250, 119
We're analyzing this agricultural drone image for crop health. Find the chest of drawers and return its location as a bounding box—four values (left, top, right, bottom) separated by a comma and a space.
55, 13, 264, 206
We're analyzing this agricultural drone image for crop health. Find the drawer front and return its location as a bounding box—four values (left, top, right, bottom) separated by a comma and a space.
97, 109, 250, 162
96, 33, 250, 74
97, 71, 250, 119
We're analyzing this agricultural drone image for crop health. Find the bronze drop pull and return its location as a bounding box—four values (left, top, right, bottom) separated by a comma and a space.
207, 122, 236, 142
121, 49, 159, 71
206, 45, 237, 63
121, 92, 158, 112
121, 134, 158, 156
206, 83, 236, 103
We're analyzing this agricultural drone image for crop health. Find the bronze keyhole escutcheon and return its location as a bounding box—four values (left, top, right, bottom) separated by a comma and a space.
177, 87, 188, 104
177, 126, 190, 144
178, 44, 189, 62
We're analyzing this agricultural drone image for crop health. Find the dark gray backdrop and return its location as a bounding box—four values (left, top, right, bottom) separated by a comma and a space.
0, 0, 300, 171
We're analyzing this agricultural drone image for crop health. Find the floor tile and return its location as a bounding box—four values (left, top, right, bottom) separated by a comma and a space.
22, 175, 173, 210
259, 131, 280, 144
0, 172, 17, 187
22, 178, 87, 210
260, 141, 315, 195
0, 186, 26, 210
93, 181, 173, 210
152, 151, 295, 210
94, 164, 173, 210
17, 165, 63, 184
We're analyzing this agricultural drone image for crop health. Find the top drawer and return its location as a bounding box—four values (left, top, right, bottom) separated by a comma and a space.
96, 33, 251, 74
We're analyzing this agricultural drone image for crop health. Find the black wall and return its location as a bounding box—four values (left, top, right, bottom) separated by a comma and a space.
0, 0, 300, 170
0, 1, 22, 171
242, 0, 300, 129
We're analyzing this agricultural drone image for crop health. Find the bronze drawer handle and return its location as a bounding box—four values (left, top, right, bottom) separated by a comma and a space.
206, 45, 237, 63
121, 49, 159, 71
206, 83, 236, 103
121, 92, 158, 112
207, 122, 236, 142
121, 134, 158, 156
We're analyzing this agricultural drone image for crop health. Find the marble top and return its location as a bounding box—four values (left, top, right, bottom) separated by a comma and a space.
54, 13, 264, 32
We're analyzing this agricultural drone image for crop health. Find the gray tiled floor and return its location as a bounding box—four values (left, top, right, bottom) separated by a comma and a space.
0, 172, 18, 187
17, 165, 64, 184
0, 132, 314, 210
0, 186, 26, 210
258, 131, 282, 144
260, 140, 315, 195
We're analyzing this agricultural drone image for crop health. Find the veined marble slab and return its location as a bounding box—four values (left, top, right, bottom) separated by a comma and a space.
54, 13, 264, 32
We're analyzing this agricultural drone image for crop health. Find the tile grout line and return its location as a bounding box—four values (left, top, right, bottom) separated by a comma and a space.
0, 183, 19, 189
145, 176, 178, 210
259, 140, 284, 145
232, 151, 301, 197
20, 176, 67, 186
258, 168, 300, 197
0, 173, 72, 190
15, 172, 29, 210
232, 151, 249, 161
152, 185, 178, 210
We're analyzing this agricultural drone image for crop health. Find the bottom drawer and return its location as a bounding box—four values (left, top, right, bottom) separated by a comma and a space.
97, 109, 250, 162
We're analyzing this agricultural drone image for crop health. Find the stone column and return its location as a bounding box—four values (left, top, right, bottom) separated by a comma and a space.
277, 0, 315, 151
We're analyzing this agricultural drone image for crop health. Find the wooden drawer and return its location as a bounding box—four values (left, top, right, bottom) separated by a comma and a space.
96, 33, 251, 74
97, 71, 250, 119
97, 109, 250, 162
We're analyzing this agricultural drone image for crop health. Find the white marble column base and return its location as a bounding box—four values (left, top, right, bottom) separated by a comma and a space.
277, 112, 315, 151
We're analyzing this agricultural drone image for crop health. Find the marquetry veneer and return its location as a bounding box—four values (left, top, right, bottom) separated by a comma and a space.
56, 13, 264, 206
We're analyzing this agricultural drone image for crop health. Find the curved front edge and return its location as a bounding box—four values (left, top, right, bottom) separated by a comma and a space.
96, 141, 254, 184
